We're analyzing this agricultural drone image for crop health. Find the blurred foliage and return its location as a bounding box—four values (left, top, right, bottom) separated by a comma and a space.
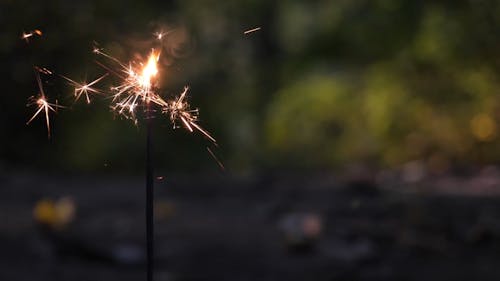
2, 0, 500, 173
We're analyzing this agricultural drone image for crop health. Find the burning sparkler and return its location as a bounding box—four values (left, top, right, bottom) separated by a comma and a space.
27, 40, 217, 147
99, 48, 161, 122
92, 45, 216, 143
25, 28, 221, 281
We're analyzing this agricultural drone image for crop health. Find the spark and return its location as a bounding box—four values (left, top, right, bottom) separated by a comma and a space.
21, 29, 42, 42
154, 30, 169, 41
61, 73, 109, 104
26, 71, 63, 138
34, 66, 52, 75
207, 147, 225, 171
163, 86, 217, 143
244, 27, 261, 34
21, 32, 34, 42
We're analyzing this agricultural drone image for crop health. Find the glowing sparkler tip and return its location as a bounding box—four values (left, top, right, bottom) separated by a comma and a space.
139, 50, 160, 88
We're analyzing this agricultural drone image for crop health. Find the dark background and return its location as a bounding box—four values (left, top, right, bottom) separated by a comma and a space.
3, 0, 500, 280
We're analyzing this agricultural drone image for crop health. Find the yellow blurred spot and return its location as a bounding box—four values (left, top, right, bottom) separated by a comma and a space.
33, 197, 76, 229
470, 113, 496, 141
33, 199, 56, 226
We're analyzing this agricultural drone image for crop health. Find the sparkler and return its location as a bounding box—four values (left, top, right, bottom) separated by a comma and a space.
91, 45, 217, 281
26, 30, 220, 281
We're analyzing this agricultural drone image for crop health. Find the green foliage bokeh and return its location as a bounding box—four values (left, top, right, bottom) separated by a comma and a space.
3, 0, 500, 173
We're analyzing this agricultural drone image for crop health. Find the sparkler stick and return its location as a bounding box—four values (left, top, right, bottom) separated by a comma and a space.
137, 50, 159, 281
146, 101, 154, 281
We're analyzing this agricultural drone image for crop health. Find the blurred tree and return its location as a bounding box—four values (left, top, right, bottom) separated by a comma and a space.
3, 0, 500, 173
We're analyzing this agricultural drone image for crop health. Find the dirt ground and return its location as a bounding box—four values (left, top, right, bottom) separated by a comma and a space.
2, 171, 500, 281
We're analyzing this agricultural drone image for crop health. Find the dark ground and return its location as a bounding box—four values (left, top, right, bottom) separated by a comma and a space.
2, 171, 500, 281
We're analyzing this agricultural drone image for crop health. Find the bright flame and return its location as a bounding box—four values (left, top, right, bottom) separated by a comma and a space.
139, 50, 159, 88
